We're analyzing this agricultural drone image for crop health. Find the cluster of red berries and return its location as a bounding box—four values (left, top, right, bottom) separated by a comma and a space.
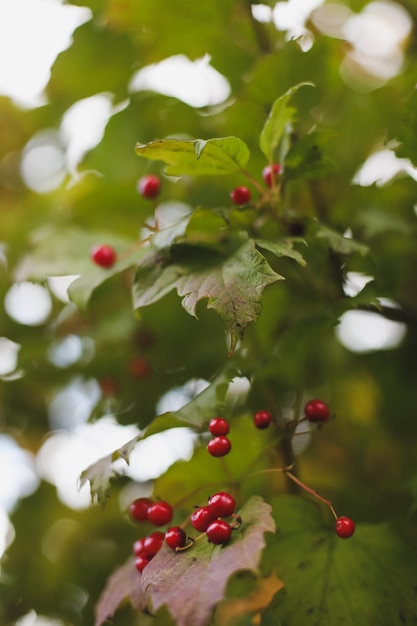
191, 491, 238, 545
229, 162, 282, 207
207, 417, 231, 457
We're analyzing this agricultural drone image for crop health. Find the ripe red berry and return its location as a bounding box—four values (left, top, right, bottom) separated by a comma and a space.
191, 506, 216, 532
206, 519, 232, 545
138, 174, 161, 199
129, 497, 154, 522
253, 409, 273, 429
335, 516, 355, 539
208, 417, 230, 437
91, 244, 116, 268
147, 501, 173, 527
304, 399, 330, 422
165, 526, 187, 550
230, 186, 251, 205
208, 492, 236, 518
142, 531, 165, 557
133, 537, 146, 556
262, 163, 282, 187
207, 436, 231, 457
128, 356, 151, 380
135, 555, 150, 573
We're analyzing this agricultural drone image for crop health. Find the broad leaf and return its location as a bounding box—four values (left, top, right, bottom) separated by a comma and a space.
284, 132, 335, 181
261, 496, 417, 626
135, 137, 250, 176
259, 83, 314, 162
133, 239, 283, 352
315, 224, 368, 256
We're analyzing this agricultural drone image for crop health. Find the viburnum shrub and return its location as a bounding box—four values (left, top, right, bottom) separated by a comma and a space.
20, 72, 417, 626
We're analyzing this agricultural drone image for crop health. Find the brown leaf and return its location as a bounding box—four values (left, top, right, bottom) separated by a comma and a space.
95, 558, 140, 626
136, 495, 276, 626
215, 570, 285, 626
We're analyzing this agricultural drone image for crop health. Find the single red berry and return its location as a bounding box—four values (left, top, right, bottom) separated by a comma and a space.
206, 519, 232, 545
147, 501, 173, 527
165, 526, 187, 550
208, 491, 236, 518
304, 399, 330, 422
142, 531, 165, 557
135, 555, 150, 573
133, 537, 146, 556
191, 506, 216, 532
91, 244, 116, 268
138, 174, 161, 199
208, 417, 230, 437
335, 516, 355, 539
129, 497, 154, 522
230, 186, 251, 205
253, 409, 273, 429
207, 436, 231, 458
262, 163, 282, 188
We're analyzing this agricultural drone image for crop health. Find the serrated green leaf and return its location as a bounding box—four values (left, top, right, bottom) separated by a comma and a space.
256, 239, 307, 267
262, 496, 417, 626
132, 239, 283, 352
135, 137, 250, 176
259, 83, 314, 162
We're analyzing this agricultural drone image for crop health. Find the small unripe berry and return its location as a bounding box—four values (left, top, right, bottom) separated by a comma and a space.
304, 399, 330, 422
335, 516, 355, 538
206, 519, 232, 545
91, 244, 116, 268
262, 163, 282, 187
253, 410, 273, 429
230, 186, 251, 205
138, 174, 161, 199
208, 417, 230, 437
207, 436, 231, 457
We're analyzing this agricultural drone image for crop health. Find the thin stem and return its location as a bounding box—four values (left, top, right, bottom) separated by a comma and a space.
285, 470, 338, 520
241, 168, 267, 195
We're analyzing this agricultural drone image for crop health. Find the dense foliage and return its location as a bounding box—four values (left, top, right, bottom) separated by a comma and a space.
2, 1, 417, 625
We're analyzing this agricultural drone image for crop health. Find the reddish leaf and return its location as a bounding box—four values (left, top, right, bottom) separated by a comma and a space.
137, 495, 275, 626
95, 558, 139, 626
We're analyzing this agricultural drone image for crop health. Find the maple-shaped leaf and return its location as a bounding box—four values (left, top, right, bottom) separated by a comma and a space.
133, 238, 283, 354
261, 495, 417, 626
94, 495, 276, 626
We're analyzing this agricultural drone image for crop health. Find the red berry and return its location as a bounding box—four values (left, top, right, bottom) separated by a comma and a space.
208, 417, 230, 437
135, 555, 150, 573
207, 436, 231, 457
133, 537, 146, 556
335, 516, 355, 539
147, 501, 173, 527
304, 399, 330, 422
128, 356, 151, 379
142, 531, 165, 557
191, 506, 216, 532
129, 497, 154, 522
165, 526, 187, 550
91, 244, 116, 268
138, 174, 161, 199
253, 409, 273, 429
206, 519, 232, 545
262, 163, 282, 187
230, 186, 251, 205
208, 492, 236, 518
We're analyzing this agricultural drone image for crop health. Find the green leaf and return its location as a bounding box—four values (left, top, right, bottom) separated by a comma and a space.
135, 137, 250, 176
391, 87, 417, 165
262, 496, 417, 626
315, 224, 368, 256
256, 239, 307, 267
284, 132, 335, 181
132, 239, 283, 352
259, 83, 314, 162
